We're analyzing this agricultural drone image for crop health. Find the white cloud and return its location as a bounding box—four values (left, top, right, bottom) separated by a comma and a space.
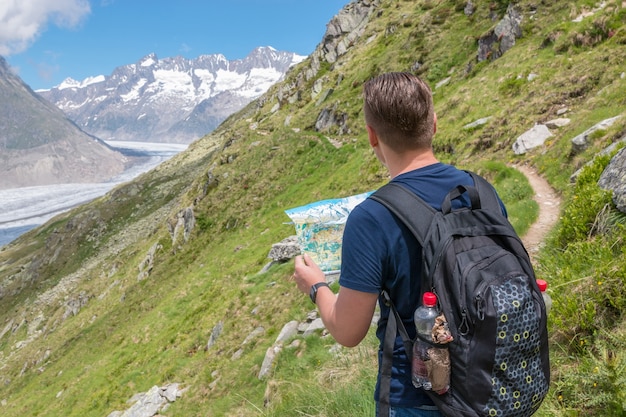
0, 0, 91, 56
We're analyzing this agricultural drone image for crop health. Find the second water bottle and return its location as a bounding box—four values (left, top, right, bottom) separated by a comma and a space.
412, 292, 438, 390
412, 291, 451, 394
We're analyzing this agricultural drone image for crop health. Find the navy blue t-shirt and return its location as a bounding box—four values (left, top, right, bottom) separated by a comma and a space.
339, 162, 505, 407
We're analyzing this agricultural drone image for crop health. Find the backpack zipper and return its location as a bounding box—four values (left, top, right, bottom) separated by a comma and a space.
459, 249, 510, 335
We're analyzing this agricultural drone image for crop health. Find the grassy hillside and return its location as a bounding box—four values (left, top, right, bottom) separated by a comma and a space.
1, 0, 625, 416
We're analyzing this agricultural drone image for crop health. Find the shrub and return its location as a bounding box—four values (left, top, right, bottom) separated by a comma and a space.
553, 155, 613, 248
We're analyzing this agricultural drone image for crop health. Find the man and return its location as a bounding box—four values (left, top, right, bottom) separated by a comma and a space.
293, 72, 504, 416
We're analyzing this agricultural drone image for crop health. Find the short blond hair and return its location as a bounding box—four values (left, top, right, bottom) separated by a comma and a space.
363, 72, 435, 152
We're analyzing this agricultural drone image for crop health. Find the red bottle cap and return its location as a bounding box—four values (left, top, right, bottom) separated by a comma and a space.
423, 292, 437, 307
536, 279, 548, 292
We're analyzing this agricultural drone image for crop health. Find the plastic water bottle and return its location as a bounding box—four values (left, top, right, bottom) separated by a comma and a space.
536, 279, 552, 315
412, 292, 438, 390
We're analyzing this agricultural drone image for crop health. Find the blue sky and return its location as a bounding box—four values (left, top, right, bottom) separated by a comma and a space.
1, 0, 349, 91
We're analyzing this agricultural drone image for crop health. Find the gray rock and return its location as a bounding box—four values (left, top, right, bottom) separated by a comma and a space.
137, 243, 162, 281
315, 106, 349, 134
598, 147, 626, 213
207, 321, 224, 350
107, 383, 184, 417
571, 134, 626, 182
243, 326, 265, 345
512, 124, 553, 155
435, 77, 451, 89
557, 108, 569, 115
303, 318, 326, 336
259, 345, 282, 379
275, 320, 299, 344
494, 4, 523, 53
571, 116, 622, 154
267, 236, 301, 263
122, 386, 164, 417
544, 118, 571, 129
478, 4, 523, 61
231, 348, 244, 360
463, 117, 492, 130
322, 1, 378, 64
161, 383, 181, 403
63, 291, 90, 319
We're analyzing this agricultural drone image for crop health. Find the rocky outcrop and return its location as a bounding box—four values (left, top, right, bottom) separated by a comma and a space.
168, 207, 196, 249
137, 243, 162, 281
570, 117, 625, 183
206, 321, 224, 350
317, 0, 380, 65
63, 291, 90, 319
106, 383, 186, 417
599, 143, 626, 214
315, 105, 350, 134
257, 309, 344, 380
477, 4, 523, 62
268, 0, 380, 131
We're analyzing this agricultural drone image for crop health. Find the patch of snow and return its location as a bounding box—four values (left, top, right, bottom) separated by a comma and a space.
59, 97, 93, 111
152, 69, 197, 100
237, 68, 283, 98
56, 75, 105, 90
290, 54, 307, 66
121, 78, 148, 102
214, 69, 247, 92
141, 56, 157, 67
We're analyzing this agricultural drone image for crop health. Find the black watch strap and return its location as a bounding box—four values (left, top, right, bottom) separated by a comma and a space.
309, 282, 330, 304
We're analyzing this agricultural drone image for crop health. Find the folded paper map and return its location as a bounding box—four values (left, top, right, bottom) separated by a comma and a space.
285, 191, 372, 274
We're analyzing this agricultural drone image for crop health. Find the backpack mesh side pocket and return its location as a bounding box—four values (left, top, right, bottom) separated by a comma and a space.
482, 275, 549, 416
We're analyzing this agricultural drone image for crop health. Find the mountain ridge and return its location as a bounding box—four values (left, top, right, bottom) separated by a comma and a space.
38, 47, 306, 143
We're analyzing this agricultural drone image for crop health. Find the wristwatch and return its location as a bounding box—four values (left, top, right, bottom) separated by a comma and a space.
309, 282, 330, 304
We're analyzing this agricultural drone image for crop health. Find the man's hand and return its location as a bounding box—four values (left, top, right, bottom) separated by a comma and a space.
293, 253, 325, 295
291, 253, 378, 347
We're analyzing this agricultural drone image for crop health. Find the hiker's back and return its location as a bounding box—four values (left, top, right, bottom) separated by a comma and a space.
372, 172, 550, 417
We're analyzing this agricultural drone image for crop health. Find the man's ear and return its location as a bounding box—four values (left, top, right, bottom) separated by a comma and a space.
433, 112, 438, 135
366, 125, 378, 148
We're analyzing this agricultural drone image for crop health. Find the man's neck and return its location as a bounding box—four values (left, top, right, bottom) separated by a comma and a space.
388, 150, 439, 178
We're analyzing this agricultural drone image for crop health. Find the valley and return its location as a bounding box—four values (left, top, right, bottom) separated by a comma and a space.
0, 141, 186, 246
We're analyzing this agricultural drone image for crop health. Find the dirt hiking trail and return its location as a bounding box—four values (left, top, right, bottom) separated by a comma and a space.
515, 164, 562, 262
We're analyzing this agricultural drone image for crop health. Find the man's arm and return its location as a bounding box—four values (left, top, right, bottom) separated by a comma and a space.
293, 254, 378, 347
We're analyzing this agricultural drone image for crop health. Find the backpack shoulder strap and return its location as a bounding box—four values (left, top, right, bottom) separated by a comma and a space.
467, 171, 503, 215
378, 290, 413, 417
370, 184, 435, 417
369, 184, 434, 417
369, 182, 435, 247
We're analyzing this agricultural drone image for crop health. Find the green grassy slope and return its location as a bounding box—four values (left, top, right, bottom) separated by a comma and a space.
1, 1, 625, 416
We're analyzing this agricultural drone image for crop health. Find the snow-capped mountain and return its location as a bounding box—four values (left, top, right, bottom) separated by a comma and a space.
38, 47, 306, 144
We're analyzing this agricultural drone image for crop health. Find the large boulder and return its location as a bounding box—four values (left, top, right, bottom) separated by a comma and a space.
512, 124, 553, 155
598, 146, 626, 214
478, 4, 523, 62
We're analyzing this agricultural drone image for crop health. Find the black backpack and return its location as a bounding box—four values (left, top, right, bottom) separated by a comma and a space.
370, 172, 550, 417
